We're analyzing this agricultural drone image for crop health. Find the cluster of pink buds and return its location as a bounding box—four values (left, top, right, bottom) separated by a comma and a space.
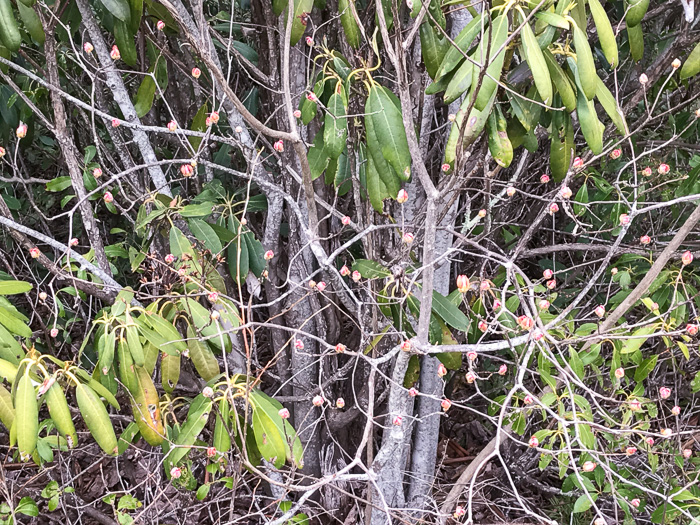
478, 320, 488, 332
639, 73, 649, 85
659, 386, 671, 399
549, 203, 559, 214
684, 449, 693, 458
273, 140, 284, 152
582, 461, 596, 472
498, 364, 507, 375
517, 315, 534, 331
340, 265, 350, 276
506, 186, 516, 197
180, 164, 194, 177
437, 363, 447, 377
206, 447, 217, 458
402, 232, 414, 244
682, 250, 693, 265
660, 428, 673, 437
630, 498, 640, 509
264, 250, 274, 261
543, 269, 553, 279
658, 163, 670, 174
305, 36, 314, 46
640, 235, 651, 245
352, 270, 361, 282
335, 343, 346, 353
456, 274, 470, 293
573, 157, 584, 168
157, 20, 165, 31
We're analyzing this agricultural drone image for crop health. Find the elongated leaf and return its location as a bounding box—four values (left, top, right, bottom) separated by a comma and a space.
0, 307, 31, 338
0, 384, 14, 430
0, 280, 32, 295
431, 291, 471, 332
436, 12, 486, 80
16, 374, 38, 459
621, 325, 656, 354
166, 394, 212, 469
186, 326, 219, 381
189, 219, 223, 254
352, 260, 391, 279
99, 0, 131, 22
324, 87, 348, 159
250, 390, 303, 468
134, 74, 157, 118
595, 77, 627, 134
367, 85, 411, 180
45, 383, 78, 448
75, 383, 118, 455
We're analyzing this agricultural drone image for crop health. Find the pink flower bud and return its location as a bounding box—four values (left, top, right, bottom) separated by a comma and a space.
441, 163, 450, 172
619, 213, 630, 225
492, 299, 502, 310
682, 250, 693, 265
465, 371, 476, 383
528, 436, 539, 448
210, 112, 220, 124
611, 267, 618, 275
336, 398, 345, 408
83, 42, 94, 53
639, 73, 648, 84
39, 291, 47, 301
456, 275, 470, 293
625, 446, 637, 455
294, 339, 304, 350
687, 324, 698, 335
453, 506, 466, 518
614, 367, 625, 379
37, 376, 56, 396
340, 265, 350, 276
582, 461, 596, 472
112, 119, 120, 128
393, 415, 403, 426
263, 250, 274, 261
103, 191, 114, 203
16, 122, 28, 139
400, 340, 411, 352
180, 164, 194, 177
208, 291, 218, 303
397, 189, 408, 204
478, 320, 488, 332
684, 449, 692, 458
0, 146, 4, 157
538, 299, 550, 310
480, 280, 490, 292
206, 447, 217, 458
659, 386, 671, 399
658, 163, 670, 174
540, 174, 550, 183
646, 436, 654, 446
50, 328, 59, 338
441, 398, 452, 411
92, 167, 103, 178
167, 120, 177, 131
523, 395, 533, 405
305, 36, 314, 46
573, 157, 583, 168
312, 395, 324, 407
533, 330, 544, 341
278, 408, 290, 419
70, 238, 79, 247
630, 498, 640, 508
640, 235, 651, 245
594, 305, 605, 318
402, 232, 414, 244
629, 399, 642, 411
316, 281, 327, 292
543, 269, 553, 279
517, 315, 534, 331
170, 467, 182, 479
273, 140, 284, 152
671, 405, 680, 416
110, 46, 121, 60
437, 363, 447, 377
334, 343, 345, 353
448, 113, 456, 122
546, 279, 556, 289
467, 351, 477, 361
191, 67, 201, 78
202, 386, 214, 398
610, 148, 622, 159
352, 270, 361, 282
478, 209, 487, 218
549, 203, 559, 214
660, 428, 673, 437
157, 20, 165, 30
672, 58, 681, 69
165, 253, 175, 264
293, 109, 301, 118
341, 215, 351, 226
408, 387, 418, 397
506, 186, 516, 197
498, 364, 507, 375
642, 167, 652, 176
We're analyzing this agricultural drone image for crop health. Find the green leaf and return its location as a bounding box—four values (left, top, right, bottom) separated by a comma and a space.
568, 346, 584, 379
169, 226, 195, 260
324, 86, 348, 159
573, 494, 593, 513
0, 280, 32, 295
0, 307, 31, 338
16, 374, 38, 459
250, 390, 303, 468
166, 394, 212, 469
46, 176, 72, 192
634, 355, 658, 382
189, 219, 223, 254
227, 216, 249, 282
196, 484, 211, 500
98, 0, 131, 22
179, 203, 214, 218
75, 383, 118, 455
621, 325, 656, 354
16, 497, 38, 517
133, 74, 157, 118
352, 260, 391, 279
367, 85, 411, 180
189, 103, 209, 150
431, 291, 471, 332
